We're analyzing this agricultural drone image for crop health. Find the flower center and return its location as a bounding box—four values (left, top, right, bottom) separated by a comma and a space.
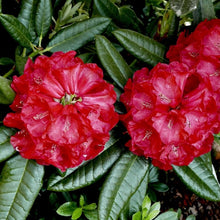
54, 93, 82, 106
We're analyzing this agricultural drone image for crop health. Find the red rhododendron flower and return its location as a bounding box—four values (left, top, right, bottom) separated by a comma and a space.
3, 51, 119, 171
120, 62, 220, 170
166, 19, 220, 109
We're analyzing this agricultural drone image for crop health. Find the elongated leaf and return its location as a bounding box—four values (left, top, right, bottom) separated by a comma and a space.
35, 0, 52, 38
98, 151, 149, 220
113, 29, 167, 66
199, 0, 215, 20
47, 17, 111, 52
170, 0, 198, 17
120, 172, 149, 219
96, 35, 133, 88
94, 0, 119, 21
118, 6, 143, 32
0, 14, 32, 48
0, 126, 16, 162
0, 57, 14, 65
173, 154, 220, 201
18, 0, 38, 39
48, 131, 123, 191
0, 155, 44, 219
0, 76, 15, 104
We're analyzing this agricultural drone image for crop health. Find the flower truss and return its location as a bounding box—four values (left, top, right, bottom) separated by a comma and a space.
3, 51, 119, 171
120, 19, 220, 170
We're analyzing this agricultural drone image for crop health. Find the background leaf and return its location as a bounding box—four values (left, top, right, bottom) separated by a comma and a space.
0, 14, 33, 48
169, 0, 198, 17
0, 155, 44, 219
96, 35, 133, 89
98, 151, 149, 220
0, 76, 15, 104
173, 154, 220, 201
18, 0, 38, 39
0, 126, 16, 162
94, 0, 119, 21
47, 17, 111, 52
35, 0, 52, 39
113, 29, 167, 66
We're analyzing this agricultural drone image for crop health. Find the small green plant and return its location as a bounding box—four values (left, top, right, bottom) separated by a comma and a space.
56, 195, 97, 220
132, 195, 196, 220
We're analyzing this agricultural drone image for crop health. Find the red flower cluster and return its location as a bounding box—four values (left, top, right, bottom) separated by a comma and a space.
3, 51, 118, 171
120, 19, 220, 170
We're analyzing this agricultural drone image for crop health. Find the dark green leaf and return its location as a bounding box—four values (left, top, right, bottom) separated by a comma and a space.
98, 151, 149, 220
0, 57, 14, 65
72, 207, 82, 220
155, 211, 178, 220
173, 154, 220, 201
35, 0, 52, 38
0, 155, 44, 219
169, 0, 198, 17
0, 126, 16, 162
118, 6, 143, 32
120, 171, 149, 219
47, 142, 123, 191
151, 182, 169, 192
94, 0, 119, 21
18, 0, 38, 39
0, 14, 33, 48
113, 29, 167, 66
96, 35, 133, 88
0, 76, 15, 104
47, 17, 111, 52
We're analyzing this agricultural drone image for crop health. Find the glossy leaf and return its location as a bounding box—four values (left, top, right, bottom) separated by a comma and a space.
72, 208, 83, 220
94, 0, 119, 21
169, 0, 198, 17
98, 151, 149, 220
120, 172, 149, 219
113, 29, 167, 66
173, 154, 220, 201
118, 6, 143, 31
0, 14, 32, 48
0, 76, 15, 104
18, 0, 38, 39
35, 0, 52, 38
96, 35, 133, 88
47, 17, 111, 52
56, 202, 77, 217
0, 126, 16, 162
0, 155, 44, 219
47, 144, 123, 191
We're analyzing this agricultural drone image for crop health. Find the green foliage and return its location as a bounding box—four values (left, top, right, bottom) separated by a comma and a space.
113, 29, 167, 66
0, 76, 15, 104
0, 126, 16, 162
173, 152, 220, 201
0, 155, 44, 219
98, 152, 150, 220
56, 195, 97, 220
0, 13, 33, 48
0, 0, 219, 219
47, 17, 111, 52
96, 35, 133, 88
